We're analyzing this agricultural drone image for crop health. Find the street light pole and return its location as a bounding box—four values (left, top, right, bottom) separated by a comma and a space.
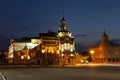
27, 47, 30, 66
45, 49, 48, 66
90, 50, 95, 63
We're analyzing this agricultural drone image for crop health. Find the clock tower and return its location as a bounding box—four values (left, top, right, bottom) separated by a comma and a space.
58, 17, 75, 65
58, 17, 72, 37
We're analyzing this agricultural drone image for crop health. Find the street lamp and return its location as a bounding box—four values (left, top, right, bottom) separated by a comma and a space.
42, 49, 48, 66
90, 50, 95, 54
70, 54, 74, 57
27, 56, 30, 60
21, 55, 24, 60
90, 50, 95, 63
27, 55, 30, 66
62, 53, 64, 57
21, 55, 30, 65
42, 49, 45, 53
56, 50, 60, 65
61, 53, 65, 66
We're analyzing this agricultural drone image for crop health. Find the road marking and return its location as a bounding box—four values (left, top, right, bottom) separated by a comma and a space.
0, 72, 7, 80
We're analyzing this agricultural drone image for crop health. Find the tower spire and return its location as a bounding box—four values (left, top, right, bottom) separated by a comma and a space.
104, 28, 106, 33
61, 11, 66, 21
101, 28, 108, 42
62, 10, 64, 18
58, 11, 70, 34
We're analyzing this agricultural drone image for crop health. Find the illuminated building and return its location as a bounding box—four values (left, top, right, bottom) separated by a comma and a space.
58, 17, 75, 65
8, 37, 40, 64
30, 31, 60, 65
89, 32, 120, 63
8, 17, 75, 65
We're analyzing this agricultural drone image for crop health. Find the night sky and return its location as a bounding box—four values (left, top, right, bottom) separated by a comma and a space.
1, 0, 120, 51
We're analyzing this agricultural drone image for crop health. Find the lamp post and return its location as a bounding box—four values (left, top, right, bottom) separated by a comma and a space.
27, 55, 30, 66
42, 49, 48, 66
21, 55, 24, 60
56, 50, 60, 65
46, 49, 48, 66
21, 55, 24, 64
61, 53, 64, 66
90, 50, 95, 63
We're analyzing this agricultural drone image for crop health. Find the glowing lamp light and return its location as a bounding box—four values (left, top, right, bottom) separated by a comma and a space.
70, 54, 74, 56
51, 50, 54, 54
61, 48, 64, 52
10, 54, 13, 58
62, 54, 64, 56
57, 50, 60, 54
21, 56, 24, 59
86, 60, 88, 63
70, 48, 73, 52
27, 56, 30, 60
81, 60, 84, 63
90, 50, 95, 54
42, 49, 45, 53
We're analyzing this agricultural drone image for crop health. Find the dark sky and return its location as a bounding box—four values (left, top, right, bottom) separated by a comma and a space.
1, 0, 120, 50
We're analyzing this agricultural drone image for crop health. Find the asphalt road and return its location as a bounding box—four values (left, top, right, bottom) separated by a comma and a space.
0, 66, 120, 80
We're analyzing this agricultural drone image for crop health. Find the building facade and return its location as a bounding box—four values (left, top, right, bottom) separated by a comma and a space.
30, 31, 60, 65
89, 32, 120, 63
8, 17, 75, 65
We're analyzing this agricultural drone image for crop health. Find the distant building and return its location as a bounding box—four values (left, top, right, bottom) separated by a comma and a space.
89, 32, 120, 63
8, 17, 75, 65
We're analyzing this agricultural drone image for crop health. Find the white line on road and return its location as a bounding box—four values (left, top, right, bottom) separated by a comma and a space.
0, 72, 7, 80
